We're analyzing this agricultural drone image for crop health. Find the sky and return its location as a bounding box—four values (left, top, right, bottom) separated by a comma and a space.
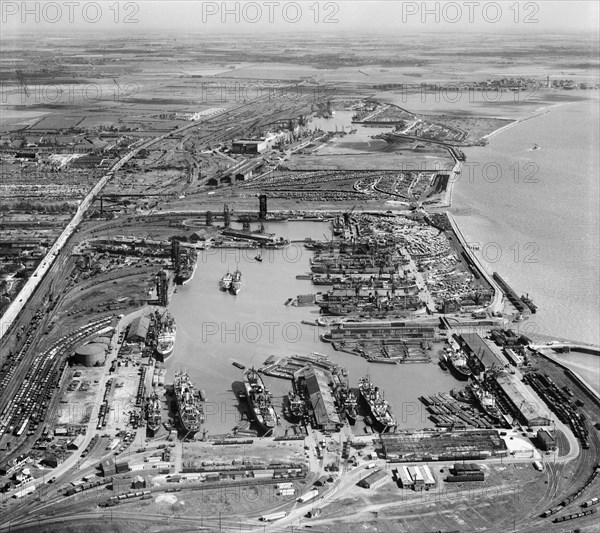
1, 1, 599, 36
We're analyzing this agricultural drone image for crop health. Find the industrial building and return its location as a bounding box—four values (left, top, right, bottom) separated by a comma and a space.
503, 347, 524, 367
495, 373, 552, 426
358, 469, 388, 489
71, 342, 107, 367
131, 475, 146, 489
329, 322, 436, 343
536, 429, 557, 451
457, 333, 510, 371
396, 465, 435, 490
67, 434, 86, 450
296, 367, 342, 432
231, 139, 267, 154
127, 315, 150, 343
380, 429, 508, 462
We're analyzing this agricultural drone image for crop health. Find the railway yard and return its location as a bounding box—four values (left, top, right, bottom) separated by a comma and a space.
0, 32, 599, 533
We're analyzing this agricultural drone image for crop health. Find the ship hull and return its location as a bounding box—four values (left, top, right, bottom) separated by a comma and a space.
243, 371, 276, 433
173, 373, 203, 436
358, 389, 396, 433
156, 338, 175, 362
446, 355, 470, 381
146, 423, 160, 437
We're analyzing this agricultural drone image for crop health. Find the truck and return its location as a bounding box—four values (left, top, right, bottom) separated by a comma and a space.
298, 489, 319, 503
260, 511, 287, 522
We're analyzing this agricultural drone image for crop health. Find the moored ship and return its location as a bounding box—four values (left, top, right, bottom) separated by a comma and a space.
286, 391, 307, 422
230, 269, 242, 295
471, 383, 502, 422
146, 390, 161, 437
176, 250, 197, 285
173, 370, 204, 436
336, 383, 358, 425
520, 293, 537, 314
243, 368, 277, 433
155, 310, 176, 361
445, 349, 471, 381
358, 376, 396, 433
220, 271, 233, 291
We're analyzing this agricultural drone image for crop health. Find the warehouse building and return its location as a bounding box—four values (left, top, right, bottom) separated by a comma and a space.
495, 373, 552, 426
396, 465, 435, 491
127, 315, 150, 342
232, 139, 267, 154
457, 333, 510, 371
358, 469, 388, 489
296, 367, 341, 432
536, 429, 557, 451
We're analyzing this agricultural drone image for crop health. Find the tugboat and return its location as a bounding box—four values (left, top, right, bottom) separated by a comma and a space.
230, 269, 242, 295
243, 368, 277, 434
155, 310, 176, 361
220, 271, 233, 291
173, 370, 204, 436
358, 376, 396, 433
146, 390, 161, 437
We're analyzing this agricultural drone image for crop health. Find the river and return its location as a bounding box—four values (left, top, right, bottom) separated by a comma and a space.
452, 97, 600, 346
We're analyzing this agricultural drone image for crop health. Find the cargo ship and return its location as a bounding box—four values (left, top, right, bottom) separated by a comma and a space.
444, 349, 471, 381
243, 368, 277, 433
176, 250, 197, 285
230, 269, 242, 295
471, 383, 502, 422
520, 293, 537, 314
220, 271, 232, 291
286, 391, 307, 422
155, 310, 176, 361
358, 376, 396, 433
332, 216, 344, 236
146, 390, 161, 437
173, 370, 204, 436
336, 384, 358, 425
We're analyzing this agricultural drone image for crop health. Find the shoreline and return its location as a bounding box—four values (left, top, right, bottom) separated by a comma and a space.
482, 102, 568, 140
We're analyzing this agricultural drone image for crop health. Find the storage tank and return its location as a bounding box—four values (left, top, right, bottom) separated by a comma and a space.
72, 343, 107, 367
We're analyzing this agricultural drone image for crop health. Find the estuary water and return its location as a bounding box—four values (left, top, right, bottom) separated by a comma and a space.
452, 98, 600, 346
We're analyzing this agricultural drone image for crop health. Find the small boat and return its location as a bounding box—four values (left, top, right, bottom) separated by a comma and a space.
220, 271, 233, 291
232, 361, 245, 370
230, 269, 242, 295
255, 252, 263, 262
532, 143, 540, 150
